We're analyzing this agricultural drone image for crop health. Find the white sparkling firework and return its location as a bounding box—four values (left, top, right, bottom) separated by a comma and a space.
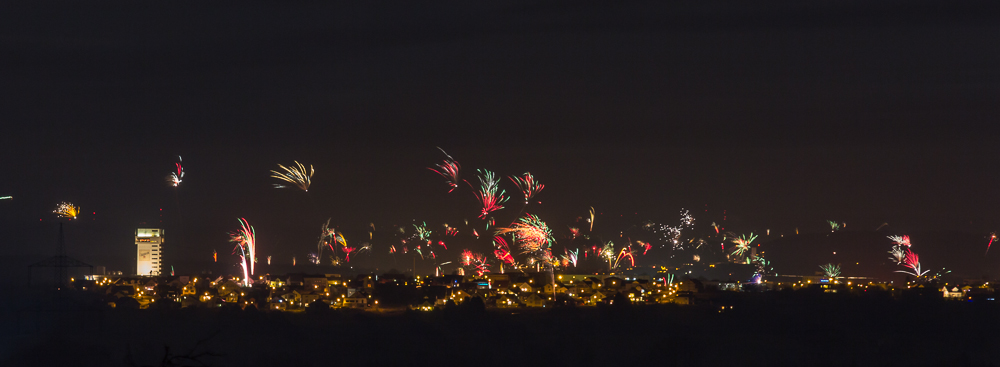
647, 208, 695, 249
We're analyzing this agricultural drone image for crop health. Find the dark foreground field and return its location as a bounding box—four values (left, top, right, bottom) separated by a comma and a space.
2, 289, 999, 367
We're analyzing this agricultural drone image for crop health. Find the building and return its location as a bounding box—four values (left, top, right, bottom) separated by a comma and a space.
135, 228, 164, 276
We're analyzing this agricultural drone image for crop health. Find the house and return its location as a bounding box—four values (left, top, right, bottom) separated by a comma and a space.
584, 277, 603, 290
603, 277, 624, 291
344, 292, 371, 309
294, 289, 321, 305
304, 275, 329, 291
513, 282, 535, 294
589, 291, 608, 305
413, 298, 434, 311
942, 286, 964, 299
524, 293, 548, 307
268, 296, 287, 311
181, 282, 198, 296
325, 274, 344, 288
543, 282, 569, 295
217, 280, 242, 303
625, 288, 644, 303
450, 289, 474, 303
107, 285, 136, 299
495, 294, 521, 308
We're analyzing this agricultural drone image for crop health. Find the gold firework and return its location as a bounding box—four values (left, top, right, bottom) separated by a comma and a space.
54, 202, 80, 219
270, 161, 314, 191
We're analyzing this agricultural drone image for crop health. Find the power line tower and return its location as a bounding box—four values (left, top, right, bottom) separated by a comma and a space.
28, 223, 93, 289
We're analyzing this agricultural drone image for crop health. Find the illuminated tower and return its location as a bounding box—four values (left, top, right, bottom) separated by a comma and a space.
136, 228, 164, 276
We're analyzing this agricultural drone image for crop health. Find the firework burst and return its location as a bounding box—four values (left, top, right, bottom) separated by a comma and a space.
895, 249, 929, 277
495, 214, 555, 253
561, 248, 579, 267
413, 222, 432, 241
469, 169, 508, 218
889, 245, 906, 264
461, 249, 491, 276
492, 236, 516, 266
270, 161, 314, 191
53, 202, 80, 219
428, 147, 461, 193
167, 156, 184, 187
601, 242, 617, 269
729, 233, 757, 258
827, 220, 841, 232
820, 263, 841, 278
649, 209, 695, 249
887, 235, 911, 247
509, 172, 544, 204
751, 255, 771, 279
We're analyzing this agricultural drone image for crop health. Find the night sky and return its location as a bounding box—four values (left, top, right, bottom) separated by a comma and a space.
1, 1, 998, 281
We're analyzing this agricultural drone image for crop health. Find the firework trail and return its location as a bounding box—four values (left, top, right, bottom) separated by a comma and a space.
711, 222, 720, 234
271, 161, 314, 191
615, 246, 635, 268
229, 218, 257, 276
445, 226, 458, 236
308, 253, 320, 265
561, 248, 579, 267
232, 241, 250, 286
589, 207, 596, 232
875, 222, 889, 231
988, 232, 997, 254
213, 250, 217, 263
0, 196, 11, 200
509, 172, 544, 205
820, 263, 841, 278
53, 202, 80, 219
469, 169, 508, 218
343, 247, 356, 262
317, 219, 346, 257
317, 219, 332, 255
428, 147, 461, 193
267, 255, 271, 265
357, 243, 372, 255
167, 156, 184, 187
292, 256, 296, 266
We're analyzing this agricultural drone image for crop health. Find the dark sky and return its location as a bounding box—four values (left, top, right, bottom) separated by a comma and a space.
1, 0, 999, 280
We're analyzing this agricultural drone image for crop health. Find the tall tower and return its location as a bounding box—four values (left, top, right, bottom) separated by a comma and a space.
136, 228, 164, 276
